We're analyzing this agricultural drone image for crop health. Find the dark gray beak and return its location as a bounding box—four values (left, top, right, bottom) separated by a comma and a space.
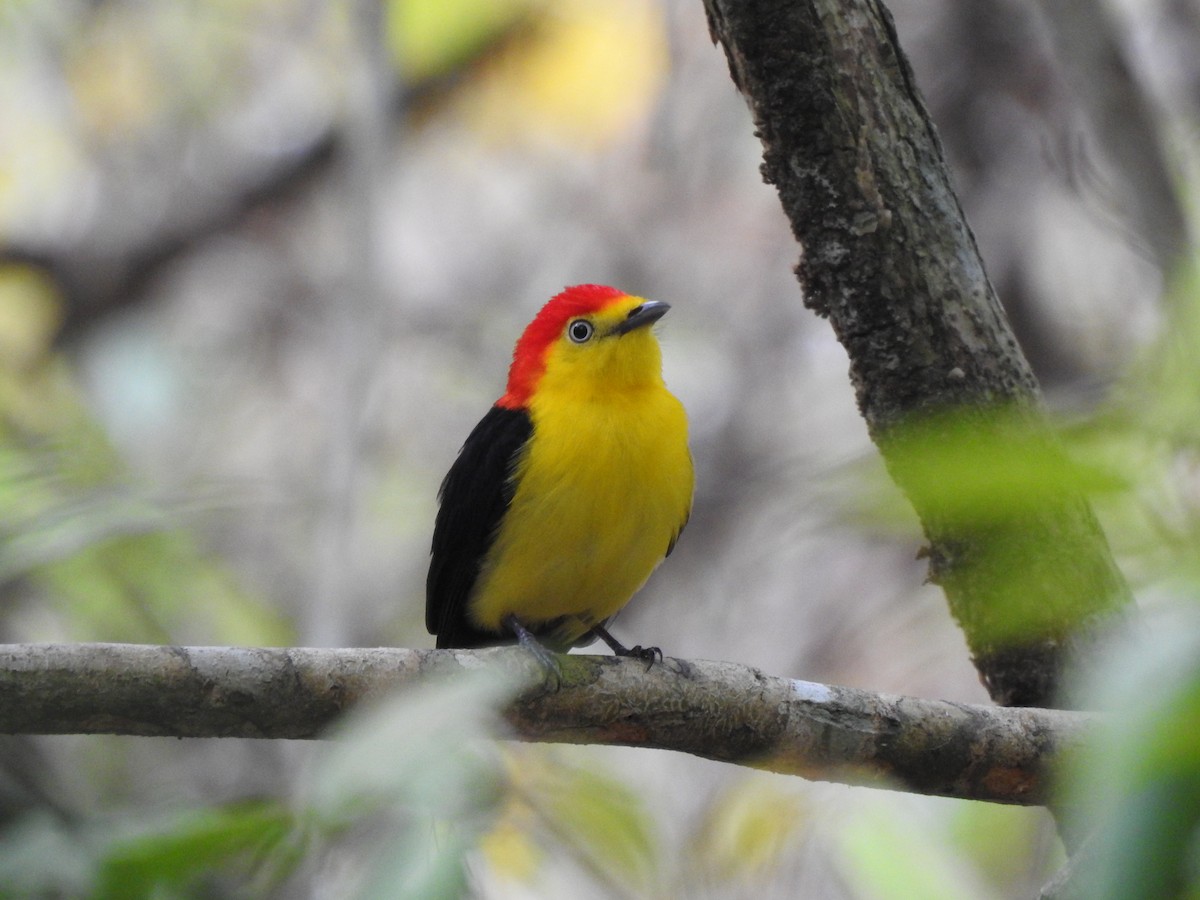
612, 300, 670, 336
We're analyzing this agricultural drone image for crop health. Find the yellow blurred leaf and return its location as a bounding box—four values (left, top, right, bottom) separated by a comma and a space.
692, 776, 806, 882
0, 265, 61, 369
0, 322, 288, 645
507, 746, 659, 893
464, 0, 668, 149
479, 804, 542, 882
68, 21, 162, 138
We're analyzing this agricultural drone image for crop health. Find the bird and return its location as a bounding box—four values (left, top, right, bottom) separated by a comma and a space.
426, 284, 693, 664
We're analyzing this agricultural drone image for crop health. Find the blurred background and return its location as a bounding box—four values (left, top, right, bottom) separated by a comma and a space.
0, 0, 1197, 896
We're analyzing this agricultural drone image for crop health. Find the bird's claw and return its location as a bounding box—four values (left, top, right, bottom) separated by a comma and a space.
524, 640, 563, 691
505, 614, 563, 691
619, 644, 662, 671
587, 624, 663, 671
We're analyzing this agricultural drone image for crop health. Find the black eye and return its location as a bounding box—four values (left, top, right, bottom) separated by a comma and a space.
567, 319, 594, 344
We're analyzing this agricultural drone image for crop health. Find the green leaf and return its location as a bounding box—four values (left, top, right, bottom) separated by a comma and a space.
386, 0, 529, 80
837, 795, 995, 900
881, 405, 1125, 529
1061, 610, 1200, 900
92, 801, 294, 900
948, 802, 1060, 893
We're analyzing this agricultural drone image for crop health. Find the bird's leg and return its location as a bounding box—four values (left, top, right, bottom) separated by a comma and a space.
503, 614, 562, 684
589, 624, 662, 670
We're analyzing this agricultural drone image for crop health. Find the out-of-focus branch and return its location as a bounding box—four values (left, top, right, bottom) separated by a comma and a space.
1038, 0, 1192, 275
0, 20, 531, 343
1, 133, 337, 343
0, 642, 1091, 806
700, 0, 1133, 707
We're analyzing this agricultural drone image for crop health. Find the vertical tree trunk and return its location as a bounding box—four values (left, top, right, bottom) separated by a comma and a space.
701, 0, 1133, 706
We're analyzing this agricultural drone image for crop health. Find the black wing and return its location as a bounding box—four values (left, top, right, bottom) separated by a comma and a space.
426, 404, 533, 648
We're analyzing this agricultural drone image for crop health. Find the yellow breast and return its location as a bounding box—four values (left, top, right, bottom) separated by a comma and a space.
469, 326, 693, 646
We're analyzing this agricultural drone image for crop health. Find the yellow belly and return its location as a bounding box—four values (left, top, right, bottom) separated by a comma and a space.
469, 386, 692, 645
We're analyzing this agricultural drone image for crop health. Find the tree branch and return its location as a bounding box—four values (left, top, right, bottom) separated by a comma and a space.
1039, 0, 1192, 274
0, 642, 1091, 806
701, 0, 1133, 706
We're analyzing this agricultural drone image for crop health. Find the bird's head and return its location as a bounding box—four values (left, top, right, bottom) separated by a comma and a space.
498, 284, 671, 409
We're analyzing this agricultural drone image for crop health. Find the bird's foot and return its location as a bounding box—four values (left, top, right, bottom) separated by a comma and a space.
503, 614, 562, 688
619, 644, 662, 671
589, 625, 662, 671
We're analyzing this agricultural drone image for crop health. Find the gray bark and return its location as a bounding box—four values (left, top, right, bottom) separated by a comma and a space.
0, 642, 1091, 806
701, 0, 1134, 706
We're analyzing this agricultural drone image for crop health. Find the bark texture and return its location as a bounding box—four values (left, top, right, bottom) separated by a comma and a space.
701, 0, 1132, 706
0, 643, 1091, 806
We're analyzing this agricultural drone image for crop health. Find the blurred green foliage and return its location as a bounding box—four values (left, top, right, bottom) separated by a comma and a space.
689, 777, 808, 883
92, 803, 295, 900
0, 265, 290, 647
1007, 262, 1200, 899
0, 801, 294, 898
881, 407, 1124, 529
386, 0, 529, 80
839, 795, 1059, 900
303, 670, 520, 899
1058, 612, 1200, 900
496, 746, 661, 895
879, 402, 1129, 644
